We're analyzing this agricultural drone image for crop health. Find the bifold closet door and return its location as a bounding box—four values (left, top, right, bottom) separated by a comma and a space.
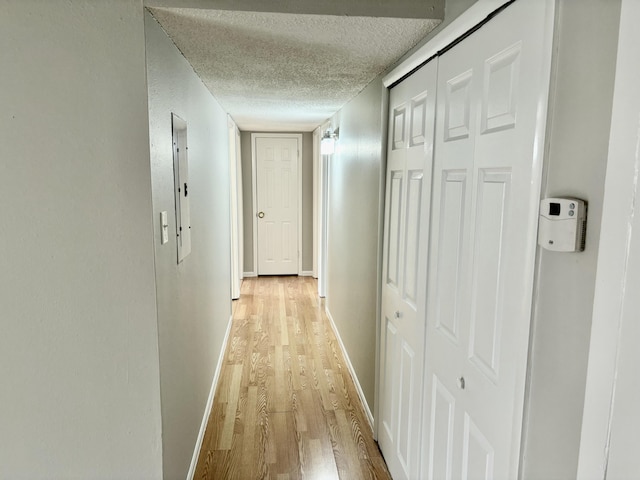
379, 59, 437, 480
421, 0, 554, 479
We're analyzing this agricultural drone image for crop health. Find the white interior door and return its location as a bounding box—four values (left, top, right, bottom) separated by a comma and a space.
379, 59, 437, 480
255, 135, 299, 275
421, 1, 553, 478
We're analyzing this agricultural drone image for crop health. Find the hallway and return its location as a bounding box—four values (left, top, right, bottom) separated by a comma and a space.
194, 276, 390, 479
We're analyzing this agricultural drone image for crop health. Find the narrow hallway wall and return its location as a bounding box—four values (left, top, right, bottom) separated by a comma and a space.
326, 77, 386, 412
521, 1, 621, 477
0, 1, 163, 478
145, 11, 232, 479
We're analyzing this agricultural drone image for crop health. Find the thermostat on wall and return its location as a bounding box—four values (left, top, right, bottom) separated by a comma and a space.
538, 198, 587, 252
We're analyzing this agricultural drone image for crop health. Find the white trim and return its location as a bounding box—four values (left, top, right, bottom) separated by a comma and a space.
325, 306, 374, 429
383, 0, 512, 87
251, 135, 258, 277
312, 127, 320, 278
243, 271, 257, 278
317, 121, 332, 298
299, 270, 314, 277
236, 127, 244, 282
251, 133, 303, 276
187, 314, 234, 480
229, 115, 241, 300
373, 83, 390, 442
298, 136, 303, 276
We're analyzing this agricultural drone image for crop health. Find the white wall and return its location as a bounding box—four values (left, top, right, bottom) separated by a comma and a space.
0, 1, 163, 478
521, 1, 621, 478
145, 12, 233, 479
577, 0, 640, 475
325, 77, 386, 411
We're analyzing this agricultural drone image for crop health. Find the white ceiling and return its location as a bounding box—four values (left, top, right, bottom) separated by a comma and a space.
146, 2, 442, 131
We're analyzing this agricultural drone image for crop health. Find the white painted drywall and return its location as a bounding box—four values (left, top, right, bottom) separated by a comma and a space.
240, 131, 313, 275
145, 12, 232, 479
577, 0, 640, 475
325, 77, 386, 411
0, 1, 163, 478
520, 1, 621, 478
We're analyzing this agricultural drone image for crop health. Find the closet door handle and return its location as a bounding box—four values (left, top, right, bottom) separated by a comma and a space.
458, 376, 466, 390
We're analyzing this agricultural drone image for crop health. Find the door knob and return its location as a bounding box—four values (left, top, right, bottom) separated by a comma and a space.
258, 211, 265, 218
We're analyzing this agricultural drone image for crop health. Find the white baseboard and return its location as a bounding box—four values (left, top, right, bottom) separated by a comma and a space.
243, 271, 257, 278
186, 314, 234, 480
299, 270, 314, 277
324, 307, 375, 429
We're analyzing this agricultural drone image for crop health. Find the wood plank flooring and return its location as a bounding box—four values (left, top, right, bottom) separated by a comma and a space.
194, 276, 391, 480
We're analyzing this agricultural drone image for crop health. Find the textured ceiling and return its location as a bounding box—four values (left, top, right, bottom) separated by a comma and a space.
148, 7, 441, 131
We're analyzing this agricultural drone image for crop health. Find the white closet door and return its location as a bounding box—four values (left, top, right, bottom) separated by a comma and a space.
421, 1, 554, 479
379, 59, 437, 480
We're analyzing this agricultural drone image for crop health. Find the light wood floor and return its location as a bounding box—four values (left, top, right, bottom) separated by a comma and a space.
194, 276, 391, 480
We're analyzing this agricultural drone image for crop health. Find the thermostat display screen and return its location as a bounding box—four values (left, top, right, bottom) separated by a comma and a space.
549, 202, 561, 216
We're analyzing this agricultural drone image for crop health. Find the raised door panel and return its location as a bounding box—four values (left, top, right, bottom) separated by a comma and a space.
402, 170, 424, 308
427, 376, 456, 480
434, 170, 467, 344
397, 341, 417, 476
393, 105, 408, 150
481, 43, 521, 134
461, 414, 495, 480
410, 93, 428, 147
381, 318, 399, 443
444, 71, 473, 142
468, 170, 511, 383
386, 170, 403, 290
264, 221, 277, 264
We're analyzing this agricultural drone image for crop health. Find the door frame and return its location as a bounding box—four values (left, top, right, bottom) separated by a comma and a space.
251, 133, 303, 276
315, 122, 331, 297
374, 86, 390, 441
229, 115, 243, 299
312, 127, 320, 279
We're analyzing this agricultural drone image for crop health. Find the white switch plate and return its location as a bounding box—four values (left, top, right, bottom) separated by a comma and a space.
160, 211, 169, 245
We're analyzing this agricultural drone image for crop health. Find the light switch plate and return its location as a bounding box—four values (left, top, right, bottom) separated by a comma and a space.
160, 211, 169, 245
